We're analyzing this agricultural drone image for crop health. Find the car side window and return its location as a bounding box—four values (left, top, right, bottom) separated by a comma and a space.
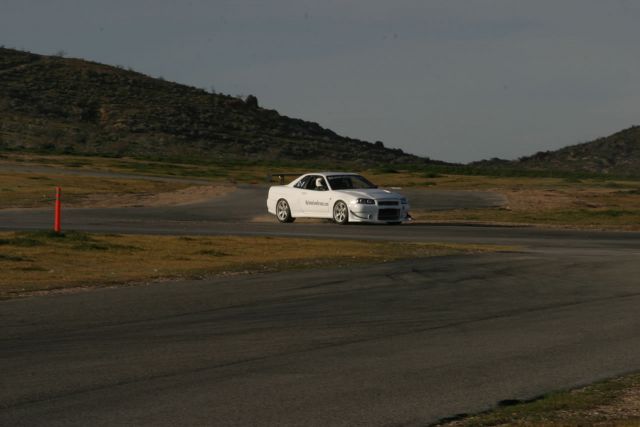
294, 176, 310, 189
305, 176, 319, 190
306, 176, 327, 191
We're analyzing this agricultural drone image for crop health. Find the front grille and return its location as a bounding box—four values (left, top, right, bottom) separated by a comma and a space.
378, 208, 400, 221
378, 200, 399, 206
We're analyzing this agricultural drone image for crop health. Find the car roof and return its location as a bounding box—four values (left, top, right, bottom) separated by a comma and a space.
310, 172, 359, 176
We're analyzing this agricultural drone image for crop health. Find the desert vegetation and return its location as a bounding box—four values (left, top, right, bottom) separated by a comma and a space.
0, 47, 434, 168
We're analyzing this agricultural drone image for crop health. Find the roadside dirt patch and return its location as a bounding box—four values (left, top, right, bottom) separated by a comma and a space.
73, 184, 235, 208
501, 188, 575, 211
503, 187, 640, 219
500, 188, 635, 211
584, 380, 640, 421
438, 373, 640, 426
251, 214, 328, 223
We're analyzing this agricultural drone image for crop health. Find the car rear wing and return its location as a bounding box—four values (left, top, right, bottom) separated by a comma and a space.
267, 173, 304, 185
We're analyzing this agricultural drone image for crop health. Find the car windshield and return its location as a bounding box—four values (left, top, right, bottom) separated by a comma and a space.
327, 175, 377, 190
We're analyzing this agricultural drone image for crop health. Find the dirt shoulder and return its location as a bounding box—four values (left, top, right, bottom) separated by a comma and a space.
0, 170, 234, 209
412, 182, 640, 231
73, 184, 234, 208
437, 372, 640, 426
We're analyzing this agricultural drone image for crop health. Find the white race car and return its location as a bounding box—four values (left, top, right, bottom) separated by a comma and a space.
267, 172, 411, 224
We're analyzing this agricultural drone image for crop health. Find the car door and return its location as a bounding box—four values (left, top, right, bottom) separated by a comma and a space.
290, 175, 311, 215
303, 176, 332, 217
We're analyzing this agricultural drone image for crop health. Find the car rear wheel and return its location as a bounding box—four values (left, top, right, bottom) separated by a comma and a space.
276, 199, 295, 223
333, 200, 349, 225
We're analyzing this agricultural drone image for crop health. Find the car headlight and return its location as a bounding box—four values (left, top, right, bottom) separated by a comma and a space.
401, 198, 408, 204
356, 198, 375, 205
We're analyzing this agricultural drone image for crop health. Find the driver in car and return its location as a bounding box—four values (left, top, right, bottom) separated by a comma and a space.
315, 177, 327, 191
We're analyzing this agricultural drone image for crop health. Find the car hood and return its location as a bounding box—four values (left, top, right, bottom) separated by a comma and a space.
334, 188, 405, 200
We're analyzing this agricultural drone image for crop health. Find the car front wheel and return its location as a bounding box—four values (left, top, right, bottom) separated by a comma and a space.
276, 199, 295, 223
333, 200, 349, 225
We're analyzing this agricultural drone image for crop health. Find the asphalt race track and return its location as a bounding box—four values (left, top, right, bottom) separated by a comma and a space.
1, 184, 640, 426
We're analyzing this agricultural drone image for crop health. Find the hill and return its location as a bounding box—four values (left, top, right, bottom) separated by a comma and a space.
472, 126, 640, 178
516, 126, 640, 176
0, 48, 437, 167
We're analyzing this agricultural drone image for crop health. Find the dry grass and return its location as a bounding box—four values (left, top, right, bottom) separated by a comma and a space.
365, 171, 640, 231
73, 184, 233, 208
0, 230, 502, 299
367, 169, 640, 191
366, 170, 576, 189
416, 209, 640, 231
413, 184, 640, 230
0, 152, 298, 184
438, 373, 640, 426
0, 171, 193, 209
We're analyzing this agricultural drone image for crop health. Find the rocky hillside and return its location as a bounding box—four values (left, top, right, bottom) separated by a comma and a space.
517, 126, 640, 176
0, 48, 436, 167
473, 126, 640, 177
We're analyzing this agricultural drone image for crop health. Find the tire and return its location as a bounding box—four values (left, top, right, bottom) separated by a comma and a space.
333, 200, 349, 225
387, 221, 402, 225
276, 199, 295, 223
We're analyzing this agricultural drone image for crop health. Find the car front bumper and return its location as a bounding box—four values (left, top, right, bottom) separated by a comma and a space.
348, 203, 412, 223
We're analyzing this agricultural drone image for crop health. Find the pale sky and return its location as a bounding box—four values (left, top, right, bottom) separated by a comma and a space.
2, 0, 639, 163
